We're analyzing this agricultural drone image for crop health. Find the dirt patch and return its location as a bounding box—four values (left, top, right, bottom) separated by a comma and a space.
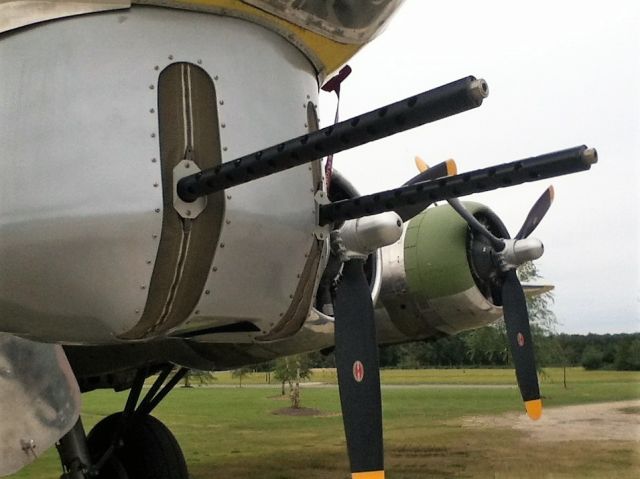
620, 406, 640, 415
272, 407, 339, 417
462, 400, 640, 442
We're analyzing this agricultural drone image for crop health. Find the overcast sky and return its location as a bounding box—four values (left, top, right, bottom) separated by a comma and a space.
319, 0, 639, 334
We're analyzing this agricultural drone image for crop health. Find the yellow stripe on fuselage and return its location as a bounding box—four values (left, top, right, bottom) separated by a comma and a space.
0, 0, 363, 77
136, 0, 362, 76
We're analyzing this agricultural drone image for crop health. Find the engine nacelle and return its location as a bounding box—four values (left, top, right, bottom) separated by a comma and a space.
376, 202, 504, 342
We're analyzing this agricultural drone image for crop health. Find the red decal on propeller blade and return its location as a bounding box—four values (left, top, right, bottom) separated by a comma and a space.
353, 360, 364, 383
517, 333, 525, 347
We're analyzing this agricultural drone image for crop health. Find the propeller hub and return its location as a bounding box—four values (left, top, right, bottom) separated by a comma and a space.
498, 238, 544, 271
334, 212, 403, 261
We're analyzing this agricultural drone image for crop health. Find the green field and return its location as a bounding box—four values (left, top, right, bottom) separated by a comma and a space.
10, 368, 640, 478
217, 366, 640, 386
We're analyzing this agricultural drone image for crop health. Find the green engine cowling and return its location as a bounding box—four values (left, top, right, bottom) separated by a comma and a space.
375, 202, 504, 342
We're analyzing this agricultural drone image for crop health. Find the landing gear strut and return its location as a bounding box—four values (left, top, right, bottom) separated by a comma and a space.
56, 367, 189, 479
56, 419, 92, 479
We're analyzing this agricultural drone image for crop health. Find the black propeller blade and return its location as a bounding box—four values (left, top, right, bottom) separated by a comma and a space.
502, 270, 542, 420
330, 159, 459, 477
333, 260, 385, 479
515, 185, 554, 240
447, 197, 505, 251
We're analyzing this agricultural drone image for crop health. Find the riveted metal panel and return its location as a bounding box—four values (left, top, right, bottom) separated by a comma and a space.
0, 9, 163, 342
0, 7, 320, 344
171, 5, 320, 338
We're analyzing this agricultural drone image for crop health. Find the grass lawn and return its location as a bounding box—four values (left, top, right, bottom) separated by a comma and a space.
10, 368, 639, 478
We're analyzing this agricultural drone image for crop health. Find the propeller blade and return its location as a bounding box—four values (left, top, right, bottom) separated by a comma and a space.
515, 186, 555, 239
396, 159, 457, 221
414, 155, 429, 173
333, 260, 385, 479
403, 159, 457, 187
501, 270, 542, 420
447, 197, 505, 251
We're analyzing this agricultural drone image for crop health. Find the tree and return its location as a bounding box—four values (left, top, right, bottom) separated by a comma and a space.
627, 339, 640, 370
463, 325, 508, 366
231, 366, 253, 387
615, 338, 640, 371
272, 355, 312, 408
182, 369, 216, 388
517, 262, 557, 334
539, 336, 572, 387
462, 262, 557, 370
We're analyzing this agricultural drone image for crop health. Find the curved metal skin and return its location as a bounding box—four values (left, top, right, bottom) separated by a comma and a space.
0, 0, 130, 33
0, 7, 319, 344
0, 334, 81, 476
334, 260, 384, 478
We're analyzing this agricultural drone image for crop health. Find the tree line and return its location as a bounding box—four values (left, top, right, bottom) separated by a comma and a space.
251, 330, 639, 373
385, 331, 640, 370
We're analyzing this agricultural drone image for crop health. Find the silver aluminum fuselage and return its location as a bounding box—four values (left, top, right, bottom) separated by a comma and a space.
0, 6, 320, 344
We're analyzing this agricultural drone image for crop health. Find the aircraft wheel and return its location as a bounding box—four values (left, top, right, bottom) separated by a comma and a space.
92, 456, 128, 479
87, 413, 188, 479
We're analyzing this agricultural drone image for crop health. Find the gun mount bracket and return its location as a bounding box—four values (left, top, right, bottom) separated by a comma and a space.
173, 160, 207, 219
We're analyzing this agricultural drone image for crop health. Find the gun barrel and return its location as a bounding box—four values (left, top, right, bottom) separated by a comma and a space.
319, 146, 597, 225
177, 76, 488, 202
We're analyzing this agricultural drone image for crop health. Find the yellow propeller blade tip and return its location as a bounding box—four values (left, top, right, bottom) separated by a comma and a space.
352, 471, 385, 479
549, 185, 555, 201
525, 399, 543, 421
414, 156, 428, 173
445, 158, 458, 176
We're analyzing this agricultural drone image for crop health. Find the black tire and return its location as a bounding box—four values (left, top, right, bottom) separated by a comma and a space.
93, 455, 128, 479
87, 413, 188, 479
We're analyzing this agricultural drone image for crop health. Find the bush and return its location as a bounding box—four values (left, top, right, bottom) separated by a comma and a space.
615, 339, 640, 371
581, 345, 604, 370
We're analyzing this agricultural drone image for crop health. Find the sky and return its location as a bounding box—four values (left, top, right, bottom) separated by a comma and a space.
318, 0, 639, 334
